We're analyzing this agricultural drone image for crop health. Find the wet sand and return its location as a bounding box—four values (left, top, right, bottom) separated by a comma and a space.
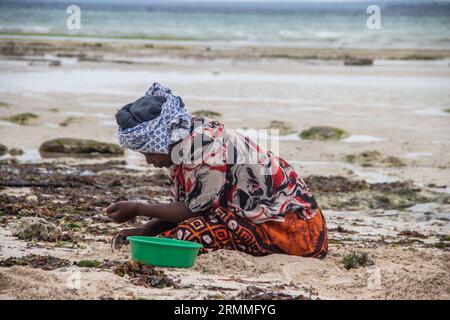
0, 37, 449, 300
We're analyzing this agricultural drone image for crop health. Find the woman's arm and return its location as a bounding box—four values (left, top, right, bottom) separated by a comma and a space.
135, 202, 197, 222
106, 201, 200, 223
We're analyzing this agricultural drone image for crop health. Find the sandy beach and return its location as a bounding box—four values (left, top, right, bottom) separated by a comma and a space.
0, 37, 449, 300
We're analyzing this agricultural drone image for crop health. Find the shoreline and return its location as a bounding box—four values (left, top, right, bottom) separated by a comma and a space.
2, 36, 450, 62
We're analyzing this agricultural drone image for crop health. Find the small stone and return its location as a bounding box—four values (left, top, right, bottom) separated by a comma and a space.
25, 195, 38, 203
92, 214, 112, 223
192, 110, 221, 118
300, 126, 348, 141
9, 148, 24, 156
39, 138, 124, 157
0, 144, 7, 156
80, 170, 95, 177
12, 217, 62, 242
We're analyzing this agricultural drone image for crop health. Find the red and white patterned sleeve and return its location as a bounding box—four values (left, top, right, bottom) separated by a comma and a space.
181, 119, 228, 213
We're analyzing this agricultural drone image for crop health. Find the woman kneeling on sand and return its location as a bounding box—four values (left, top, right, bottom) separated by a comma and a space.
107, 83, 328, 257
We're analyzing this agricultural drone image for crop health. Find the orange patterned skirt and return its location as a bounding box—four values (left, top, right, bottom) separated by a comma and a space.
162, 206, 328, 258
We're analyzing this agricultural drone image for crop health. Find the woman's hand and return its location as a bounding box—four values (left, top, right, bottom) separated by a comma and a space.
105, 201, 140, 223
111, 227, 144, 251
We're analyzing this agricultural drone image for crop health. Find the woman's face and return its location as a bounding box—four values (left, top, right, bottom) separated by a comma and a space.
143, 152, 173, 168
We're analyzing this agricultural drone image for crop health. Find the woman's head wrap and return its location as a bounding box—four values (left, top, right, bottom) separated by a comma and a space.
116, 82, 191, 154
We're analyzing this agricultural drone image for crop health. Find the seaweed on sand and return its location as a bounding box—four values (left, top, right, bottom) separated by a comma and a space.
76, 260, 102, 268
304, 176, 429, 211
113, 260, 175, 288
0, 102, 13, 108
59, 117, 83, 127
236, 286, 310, 300
299, 126, 348, 141
344, 150, 405, 167
0, 159, 171, 239
342, 252, 375, 270
3, 113, 39, 125
266, 120, 295, 136
0, 254, 71, 271
398, 230, 427, 238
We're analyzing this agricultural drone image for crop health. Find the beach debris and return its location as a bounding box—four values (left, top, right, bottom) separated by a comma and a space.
11, 217, 62, 242
39, 138, 124, 156
113, 260, 175, 288
0, 254, 71, 271
266, 120, 295, 135
192, 110, 221, 119
344, 150, 405, 167
2, 113, 39, 125
445, 108, 450, 113
9, 148, 24, 156
342, 252, 375, 270
344, 57, 373, 66
59, 117, 83, 127
48, 108, 59, 113
0, 144, 7, 156
236, 286, 309, 300
299, 126, 348, 140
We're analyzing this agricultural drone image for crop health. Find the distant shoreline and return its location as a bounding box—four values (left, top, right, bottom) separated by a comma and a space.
2, 32, 450, 53
1, 35, 450, 63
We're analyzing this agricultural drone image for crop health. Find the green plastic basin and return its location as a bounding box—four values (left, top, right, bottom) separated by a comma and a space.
127, 236, 203, 268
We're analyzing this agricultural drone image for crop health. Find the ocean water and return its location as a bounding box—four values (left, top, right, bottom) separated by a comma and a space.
0, 0, 450, 49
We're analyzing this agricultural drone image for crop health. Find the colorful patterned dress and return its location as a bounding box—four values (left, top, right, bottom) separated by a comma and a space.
162, 117, 328, 257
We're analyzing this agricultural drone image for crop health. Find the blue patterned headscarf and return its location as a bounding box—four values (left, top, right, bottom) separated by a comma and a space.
118, 83, 191, 154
